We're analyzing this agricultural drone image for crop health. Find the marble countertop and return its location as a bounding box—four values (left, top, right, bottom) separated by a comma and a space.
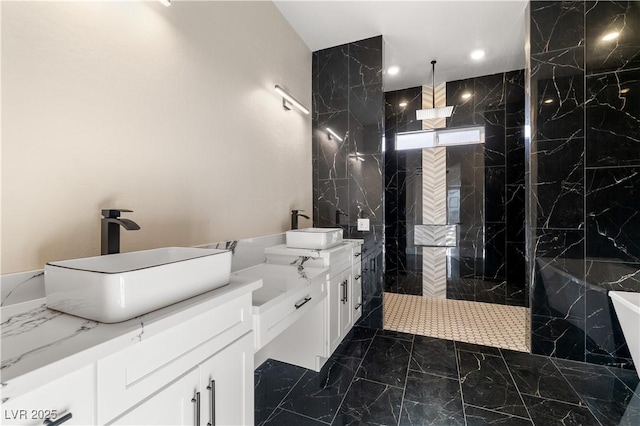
1, 274, 262, 402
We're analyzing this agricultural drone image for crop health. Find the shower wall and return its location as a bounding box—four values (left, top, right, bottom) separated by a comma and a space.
383, 70, 526, 306
528, 0, 640, 367
446, 70, 527, 306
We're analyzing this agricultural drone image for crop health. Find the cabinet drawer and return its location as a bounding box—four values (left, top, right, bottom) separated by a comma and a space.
253, 281, 325, 350
97, 293, 252, 424
1, 365, 95, 426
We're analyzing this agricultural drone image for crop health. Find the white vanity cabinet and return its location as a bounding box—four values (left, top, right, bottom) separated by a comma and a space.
0, 365, 95, 426
265, 241, 363, 356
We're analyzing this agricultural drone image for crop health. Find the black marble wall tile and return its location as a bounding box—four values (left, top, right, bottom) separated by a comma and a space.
585, 260, 640, 292
348, 36, 383, 87
348, 154, 383, 225
316, 178, 349, 229
485, 167, 506, 223
506, 242, 527, 306
484, 223, 506, 281
506, 70, 526, 127
447, 79, 475, 127
507, 184, 526, 242
316, 111, 349, 180
479, 110, 506, 166
531, 47, 585, 141
314, 46, 349, 115
586, 69, 640, 167
349, 85, 383, 155
585, 0, 640, 75
530, 1, 585, 55
506, 127, 525, 184
586, 167, 640, 262
475, 73, 506, 112
533, 137, 584, 229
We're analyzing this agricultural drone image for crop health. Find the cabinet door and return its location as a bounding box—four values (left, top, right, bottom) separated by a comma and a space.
1, 365, 95, 426
339, 271, 353, 338
110, 369, 200, 426
328, 273, 344, 353
199, 332, 254, 426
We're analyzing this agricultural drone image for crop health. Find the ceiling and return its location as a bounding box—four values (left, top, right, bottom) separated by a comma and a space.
273, 1, 528, 92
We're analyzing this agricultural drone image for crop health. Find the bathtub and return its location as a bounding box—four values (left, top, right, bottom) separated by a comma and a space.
609, 291, 640, 375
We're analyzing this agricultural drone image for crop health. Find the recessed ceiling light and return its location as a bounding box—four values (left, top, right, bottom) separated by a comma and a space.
620, 87, 631, 94
602, 31, 620, 41
399, 101, 408, 107
543, 98, 554, 104
461, 92, 472, 100
470, 49, 485, 60
387, 66, 400, 75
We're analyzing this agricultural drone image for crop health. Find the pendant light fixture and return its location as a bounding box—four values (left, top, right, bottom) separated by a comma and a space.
416, 60, 454, 120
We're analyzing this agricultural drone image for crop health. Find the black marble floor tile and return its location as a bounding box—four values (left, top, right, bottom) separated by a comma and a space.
464, 405, 533, 425
456, 341, 502, 356
254, 359, 308, 425
521, 395, 600, 426
280, 356, 360, 423
375, 328, 414, 342
263, 408, 328, 426
410, 335, 459, 379
555, 360, 640, 425
356, 335, 411, 387
502, 350, 583, 405
332, 377, 403, 426
331, 327, 375, 360
458, 350, 529, 418
400, 370, 464, 425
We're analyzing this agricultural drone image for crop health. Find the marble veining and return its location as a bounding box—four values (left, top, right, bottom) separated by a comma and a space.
1, 270, 45, 307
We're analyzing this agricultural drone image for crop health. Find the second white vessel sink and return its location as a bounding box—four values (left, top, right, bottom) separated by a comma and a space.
45, 247, 232, 323
286, 228, 343, 250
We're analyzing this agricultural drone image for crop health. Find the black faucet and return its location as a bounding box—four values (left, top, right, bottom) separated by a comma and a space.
335, 209, 348, 226
101, 209, 141, 255
291, 209, 310, 230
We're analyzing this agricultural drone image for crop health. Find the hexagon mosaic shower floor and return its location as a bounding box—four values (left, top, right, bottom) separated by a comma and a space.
383, 292, 529, 352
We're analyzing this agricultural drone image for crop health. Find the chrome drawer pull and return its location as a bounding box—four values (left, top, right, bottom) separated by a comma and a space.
354, 252, 361, 257
207, 379, 216, 426
192, 391, 201, 426
354, 303, 362, 310
43, 413, 72, 426
295, 296, 312, 309
355, 275, 361, 281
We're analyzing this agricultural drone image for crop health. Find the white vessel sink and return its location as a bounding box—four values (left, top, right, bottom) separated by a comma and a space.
286, 228, 343, 250
45, 247, 232, 323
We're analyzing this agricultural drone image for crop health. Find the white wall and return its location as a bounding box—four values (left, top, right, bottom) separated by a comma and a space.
1, 1, 312, 273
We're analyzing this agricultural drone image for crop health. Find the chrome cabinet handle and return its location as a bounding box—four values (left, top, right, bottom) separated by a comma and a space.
341, 280, 348, 303
43, 413, 72, 426
192, 391, 201, 426
354, 275, 361, 281
354, 252, 361, 257
355, 303, 362, 310
207, 379, 216, 426
295, 296, 312, 309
